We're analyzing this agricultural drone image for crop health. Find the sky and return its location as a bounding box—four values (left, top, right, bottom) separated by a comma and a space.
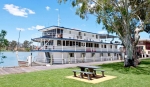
0, 0, 149, 44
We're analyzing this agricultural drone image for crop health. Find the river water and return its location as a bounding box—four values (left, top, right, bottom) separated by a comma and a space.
0, 52, 38, 67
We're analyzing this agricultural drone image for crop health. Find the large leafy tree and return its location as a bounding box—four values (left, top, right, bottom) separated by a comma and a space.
22, 40, 32, 51
9, 40, 17, 51
23, 40, 32, 48
0, 30, 8, 48
0, 30, 8, 64
59, 0, 150, 67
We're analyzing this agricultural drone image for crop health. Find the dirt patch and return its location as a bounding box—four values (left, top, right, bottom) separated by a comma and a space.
66, 74, 117, 84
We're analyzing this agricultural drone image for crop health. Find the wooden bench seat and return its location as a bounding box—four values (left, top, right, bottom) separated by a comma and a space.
93, 69, 105, 77
81, 71, 93, 80
72, 70, 84, 77
72, 70, 94, 80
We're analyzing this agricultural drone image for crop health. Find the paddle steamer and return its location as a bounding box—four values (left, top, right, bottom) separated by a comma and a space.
31, 26, 121, 64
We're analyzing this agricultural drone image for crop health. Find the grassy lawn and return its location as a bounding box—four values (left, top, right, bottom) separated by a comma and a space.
0, 59, 150, 87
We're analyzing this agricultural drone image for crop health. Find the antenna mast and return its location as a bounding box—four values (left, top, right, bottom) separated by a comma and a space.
58, 9, 60, 26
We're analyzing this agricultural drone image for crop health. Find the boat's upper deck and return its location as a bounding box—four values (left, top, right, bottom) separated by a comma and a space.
36, 26, 118, 43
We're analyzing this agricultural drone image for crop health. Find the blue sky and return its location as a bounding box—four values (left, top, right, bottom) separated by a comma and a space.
0, 0, 149, 43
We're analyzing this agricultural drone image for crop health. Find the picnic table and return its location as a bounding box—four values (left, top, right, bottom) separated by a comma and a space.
77, 65, 100, 77
73, 65, 104, 80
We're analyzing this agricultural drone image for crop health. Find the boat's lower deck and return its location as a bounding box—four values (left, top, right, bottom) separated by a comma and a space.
33, 52, 121, 64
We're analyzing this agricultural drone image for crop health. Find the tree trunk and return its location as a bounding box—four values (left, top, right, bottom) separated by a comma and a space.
123, 35, 134, 67
133, 46, 141, 66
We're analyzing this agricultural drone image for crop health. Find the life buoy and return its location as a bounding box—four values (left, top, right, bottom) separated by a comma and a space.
57, 34, 60, 38
36, 46, 38, 50
57, 34, 63, 38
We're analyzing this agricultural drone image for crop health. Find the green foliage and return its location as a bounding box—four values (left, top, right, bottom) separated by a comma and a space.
0, 30, 8, 48
58, 0, 150, 37
9, 40, 17, 51
22, 40, 32, 48
0, 30, 8, 64
25, 48, 30, 52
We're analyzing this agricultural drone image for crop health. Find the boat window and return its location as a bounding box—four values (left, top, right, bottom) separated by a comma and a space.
49, 40, 53, 45
81, 53, 85, 57
66, 41, 69, 46
108, 53, 110, 56
114, 53, 116, 56
101, 53, 103, 56
84, 33, 86, 36
81, 43, 85, 46
70, 53, 74, 57
73, 41, 75, 46
94, 44, 96, 47
115, 45, 117, 49
78, 42, 81, 47
91, 43, 93, 47
110, 45, 112, 48
89, 43, 92, 47
63, 41, 65, 46
61, 29, 63, 34
86, 43, 88, 47
76, 42, 78, 46
69, 31, 71, 34
57, 29, 60, 34
70, 41, 73, 46
81, 43, 83, 46
57, 40, 61, 46
80, 36, 82, 39
104, 45, 106, 48
96, 35, 98, 39
79, 32, 81, 35
83, 43, 85, 46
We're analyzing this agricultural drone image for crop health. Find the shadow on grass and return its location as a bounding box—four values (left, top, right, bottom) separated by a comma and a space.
98, 59, 150, 75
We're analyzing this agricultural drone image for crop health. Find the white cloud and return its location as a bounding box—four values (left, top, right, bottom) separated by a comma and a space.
46, 6, 50, 11
16, 28, 25, 31
28, 26, 35, 30
35, 25, 45, 30
3, 4, 35, 17
27, 9, 35, 14
28, 28, 32, 30
27, 25, 45, 30
98, 30, 107, 34
55, 9, 59, 11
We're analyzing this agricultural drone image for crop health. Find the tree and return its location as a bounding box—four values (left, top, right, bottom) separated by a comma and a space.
59, 0, 150, 67
9, 40, 17, 51
0, 30, 8, 64
22, 40, 32, 51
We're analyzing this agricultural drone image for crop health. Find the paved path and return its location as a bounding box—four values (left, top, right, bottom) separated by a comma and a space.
0, 58, 148, 76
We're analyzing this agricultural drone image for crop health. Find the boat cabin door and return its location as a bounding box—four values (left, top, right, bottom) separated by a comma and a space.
45, 52, 51, 63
